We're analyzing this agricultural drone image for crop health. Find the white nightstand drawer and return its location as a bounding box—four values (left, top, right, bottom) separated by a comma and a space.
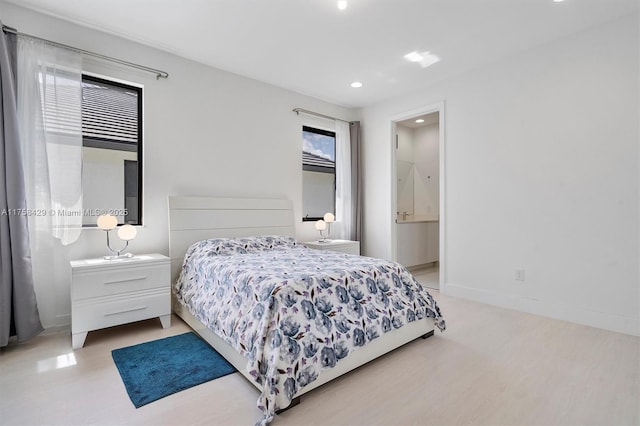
325, 244, 360, 255
71, 289, 170, 333
72, 263, 169, 300
70, 254, 171, 348
303, 240, 360, 256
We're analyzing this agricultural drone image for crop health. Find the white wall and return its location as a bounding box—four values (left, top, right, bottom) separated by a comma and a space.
0, 3, 358, 328
362, 15, 640, 336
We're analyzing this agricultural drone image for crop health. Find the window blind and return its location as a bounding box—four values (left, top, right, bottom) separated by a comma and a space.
81, 78, 139, 144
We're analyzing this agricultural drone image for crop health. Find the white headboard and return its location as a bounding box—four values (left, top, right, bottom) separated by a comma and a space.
168, 196, 295, 282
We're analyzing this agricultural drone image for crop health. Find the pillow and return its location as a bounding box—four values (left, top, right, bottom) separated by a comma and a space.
185, 236, 298, 259
186, 238, 248, 258
235, 235, 298, 252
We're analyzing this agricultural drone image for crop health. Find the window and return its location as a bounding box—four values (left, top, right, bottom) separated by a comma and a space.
302, 126, 335, 221
81, 75, 142, 226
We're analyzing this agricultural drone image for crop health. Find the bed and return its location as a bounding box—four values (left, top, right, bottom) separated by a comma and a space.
168, 196, 445, 425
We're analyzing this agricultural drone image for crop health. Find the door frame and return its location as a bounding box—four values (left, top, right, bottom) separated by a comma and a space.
390, 101, 446, 293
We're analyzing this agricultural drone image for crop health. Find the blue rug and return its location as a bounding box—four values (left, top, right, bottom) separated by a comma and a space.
112, 332, 236, 408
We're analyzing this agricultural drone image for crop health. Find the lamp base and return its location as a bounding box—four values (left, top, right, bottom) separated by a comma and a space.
103, 253, 134, 260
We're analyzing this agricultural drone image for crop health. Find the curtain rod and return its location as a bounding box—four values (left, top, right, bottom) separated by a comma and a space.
2, 25, 169, 80
293, 108, 351, 124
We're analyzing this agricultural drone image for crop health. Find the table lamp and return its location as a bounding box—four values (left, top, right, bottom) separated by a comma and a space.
323, 212, 335, 240
97, 214, 137, 259
315, 219, 327, 242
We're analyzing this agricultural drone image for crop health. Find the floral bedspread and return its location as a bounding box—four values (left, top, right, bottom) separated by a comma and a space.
174, 236, 445, 424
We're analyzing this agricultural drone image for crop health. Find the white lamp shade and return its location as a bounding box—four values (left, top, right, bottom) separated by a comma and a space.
323, 212, 335, 223
315, 220, 327, 231
96, 214, 117, 231
117, 224, 137, 241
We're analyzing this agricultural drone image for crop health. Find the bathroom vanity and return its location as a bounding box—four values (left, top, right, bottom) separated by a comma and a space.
396, 215, 439, 268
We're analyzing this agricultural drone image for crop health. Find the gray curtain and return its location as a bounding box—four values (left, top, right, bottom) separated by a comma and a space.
349, 121, 362, 243
0, 23, 43, 347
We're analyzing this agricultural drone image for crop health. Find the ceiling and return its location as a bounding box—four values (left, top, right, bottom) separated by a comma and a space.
6, 0, 638, 108
398, 112, 439, 129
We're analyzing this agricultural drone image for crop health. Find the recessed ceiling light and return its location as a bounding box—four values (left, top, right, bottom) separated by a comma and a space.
337, 1, 347, 10
404, 51, 440, 69
404, 51, 424, 63
350, 81, 363, 88
415, 119, 425, 123
553, 0, 564, 2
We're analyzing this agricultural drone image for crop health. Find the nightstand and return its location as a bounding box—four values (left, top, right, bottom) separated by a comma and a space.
70, 253, 171, 349
303, 239, 360, 255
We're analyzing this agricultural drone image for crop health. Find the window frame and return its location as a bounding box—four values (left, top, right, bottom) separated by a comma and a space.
302, 125, 336, 222
81, 74, 143, 227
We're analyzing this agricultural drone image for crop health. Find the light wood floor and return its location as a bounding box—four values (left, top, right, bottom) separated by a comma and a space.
412, 265, 439, 290
1, 291, 638, 426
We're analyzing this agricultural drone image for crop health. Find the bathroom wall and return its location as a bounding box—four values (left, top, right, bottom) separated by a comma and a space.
396, 122, 439, 217
413, 123, 439, 216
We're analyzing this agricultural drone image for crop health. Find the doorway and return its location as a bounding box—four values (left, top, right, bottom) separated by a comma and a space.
390, 103, 445, 292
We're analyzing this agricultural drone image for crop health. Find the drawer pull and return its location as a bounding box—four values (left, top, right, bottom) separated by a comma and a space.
104, 276, 147, 285
104, 305, 147, 316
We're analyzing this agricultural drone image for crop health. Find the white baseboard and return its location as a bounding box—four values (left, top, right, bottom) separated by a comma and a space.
444, 282, 640, 337
41, 324, 71, 335
42, 313, 71, 331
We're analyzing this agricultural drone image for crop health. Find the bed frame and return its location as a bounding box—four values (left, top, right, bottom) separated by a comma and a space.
168, 196, 435, 407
